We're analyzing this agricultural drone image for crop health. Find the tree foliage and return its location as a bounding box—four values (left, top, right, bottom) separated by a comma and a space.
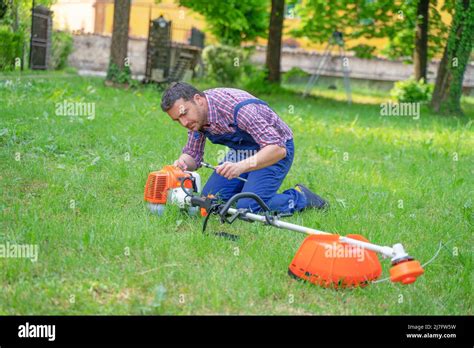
0, 0, 57, 69
290, 0, 452, 62
1, 0, 8, 20
0, 0, 55, 32
178, 0, 268, 46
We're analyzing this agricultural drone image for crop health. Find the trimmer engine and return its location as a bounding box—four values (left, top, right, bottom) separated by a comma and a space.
144, 165, 201, 215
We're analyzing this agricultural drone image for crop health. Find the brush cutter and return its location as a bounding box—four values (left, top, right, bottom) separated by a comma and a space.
144, 166, 424, 289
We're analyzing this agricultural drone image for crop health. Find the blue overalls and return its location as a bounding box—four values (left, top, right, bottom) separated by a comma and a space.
201, 99, 307, 214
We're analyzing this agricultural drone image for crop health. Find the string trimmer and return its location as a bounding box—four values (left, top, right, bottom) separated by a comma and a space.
144, 166, 424, 289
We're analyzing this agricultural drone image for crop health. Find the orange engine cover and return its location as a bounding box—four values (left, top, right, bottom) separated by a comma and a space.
288, 234, 382, 288
144, 165, 192, 204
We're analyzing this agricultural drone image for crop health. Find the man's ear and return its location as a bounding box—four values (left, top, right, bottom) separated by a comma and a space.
194, 94, 204, 106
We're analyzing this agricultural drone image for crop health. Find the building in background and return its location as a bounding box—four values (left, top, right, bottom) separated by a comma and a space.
52, 0, 96, 33
52, 0, 205, 43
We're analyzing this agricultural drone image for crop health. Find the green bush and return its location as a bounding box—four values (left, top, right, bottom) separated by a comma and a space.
282, 67, 310, 84
49, 30, 74, 70
350, 44, 376, 59
242, 67, 288, 95
0, 28, 23, 71
202, 45, 245, 84
106, 63, 137, 87
390, 78, 433, 103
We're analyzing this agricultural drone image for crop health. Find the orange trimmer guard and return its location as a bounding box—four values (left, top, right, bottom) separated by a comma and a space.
288, 234, 382, 288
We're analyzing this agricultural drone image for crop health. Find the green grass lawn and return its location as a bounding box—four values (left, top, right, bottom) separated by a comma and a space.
0, 73, 473, 315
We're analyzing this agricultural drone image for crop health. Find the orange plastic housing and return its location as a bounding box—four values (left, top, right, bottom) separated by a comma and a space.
288, 234, 382, 288
144, 165, 192, 204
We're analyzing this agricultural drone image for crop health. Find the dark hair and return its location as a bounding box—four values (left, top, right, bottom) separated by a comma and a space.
160, 82, 205, 112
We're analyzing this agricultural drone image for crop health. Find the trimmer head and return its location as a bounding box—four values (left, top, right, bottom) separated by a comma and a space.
288, 234, 382, 288
390, 259, 424, 285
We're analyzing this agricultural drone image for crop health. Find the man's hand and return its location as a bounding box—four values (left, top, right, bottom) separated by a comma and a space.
173, 158, 188, 171
173, 154, 197, 171
216, 161, 245, 180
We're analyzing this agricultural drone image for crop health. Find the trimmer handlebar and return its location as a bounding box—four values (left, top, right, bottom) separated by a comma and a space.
219, 192, 271, 216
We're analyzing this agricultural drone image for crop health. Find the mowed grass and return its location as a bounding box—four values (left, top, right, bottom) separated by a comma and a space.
0, 73, 473, 315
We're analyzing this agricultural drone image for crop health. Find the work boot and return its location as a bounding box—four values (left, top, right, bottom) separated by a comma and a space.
295, 184, 329, 210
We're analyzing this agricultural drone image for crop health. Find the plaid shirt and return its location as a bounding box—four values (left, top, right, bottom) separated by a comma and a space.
182, 88, 293, 167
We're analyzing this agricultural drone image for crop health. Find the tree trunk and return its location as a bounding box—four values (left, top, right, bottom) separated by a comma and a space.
265, 0, 285, 84
431, 0, 472, 114
13, 1, 19, 32
430, 41, 450, 111
414, 0, 429, 81
107, 0, 131, 79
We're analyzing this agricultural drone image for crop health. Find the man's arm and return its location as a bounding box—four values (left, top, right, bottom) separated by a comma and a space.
216, 144, 286, 179
245, 144, 287, 171
216, 103, 289, 179
175, 131, 205, 171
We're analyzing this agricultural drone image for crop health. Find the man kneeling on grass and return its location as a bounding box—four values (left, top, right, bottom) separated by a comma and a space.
160, 82, 328, 214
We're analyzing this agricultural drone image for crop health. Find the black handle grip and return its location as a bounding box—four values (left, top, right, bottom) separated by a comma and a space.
190, 196, 207, 208
219, 192, 271, 216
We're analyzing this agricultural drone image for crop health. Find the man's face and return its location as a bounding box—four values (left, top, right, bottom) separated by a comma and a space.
167, 95, 208, 132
